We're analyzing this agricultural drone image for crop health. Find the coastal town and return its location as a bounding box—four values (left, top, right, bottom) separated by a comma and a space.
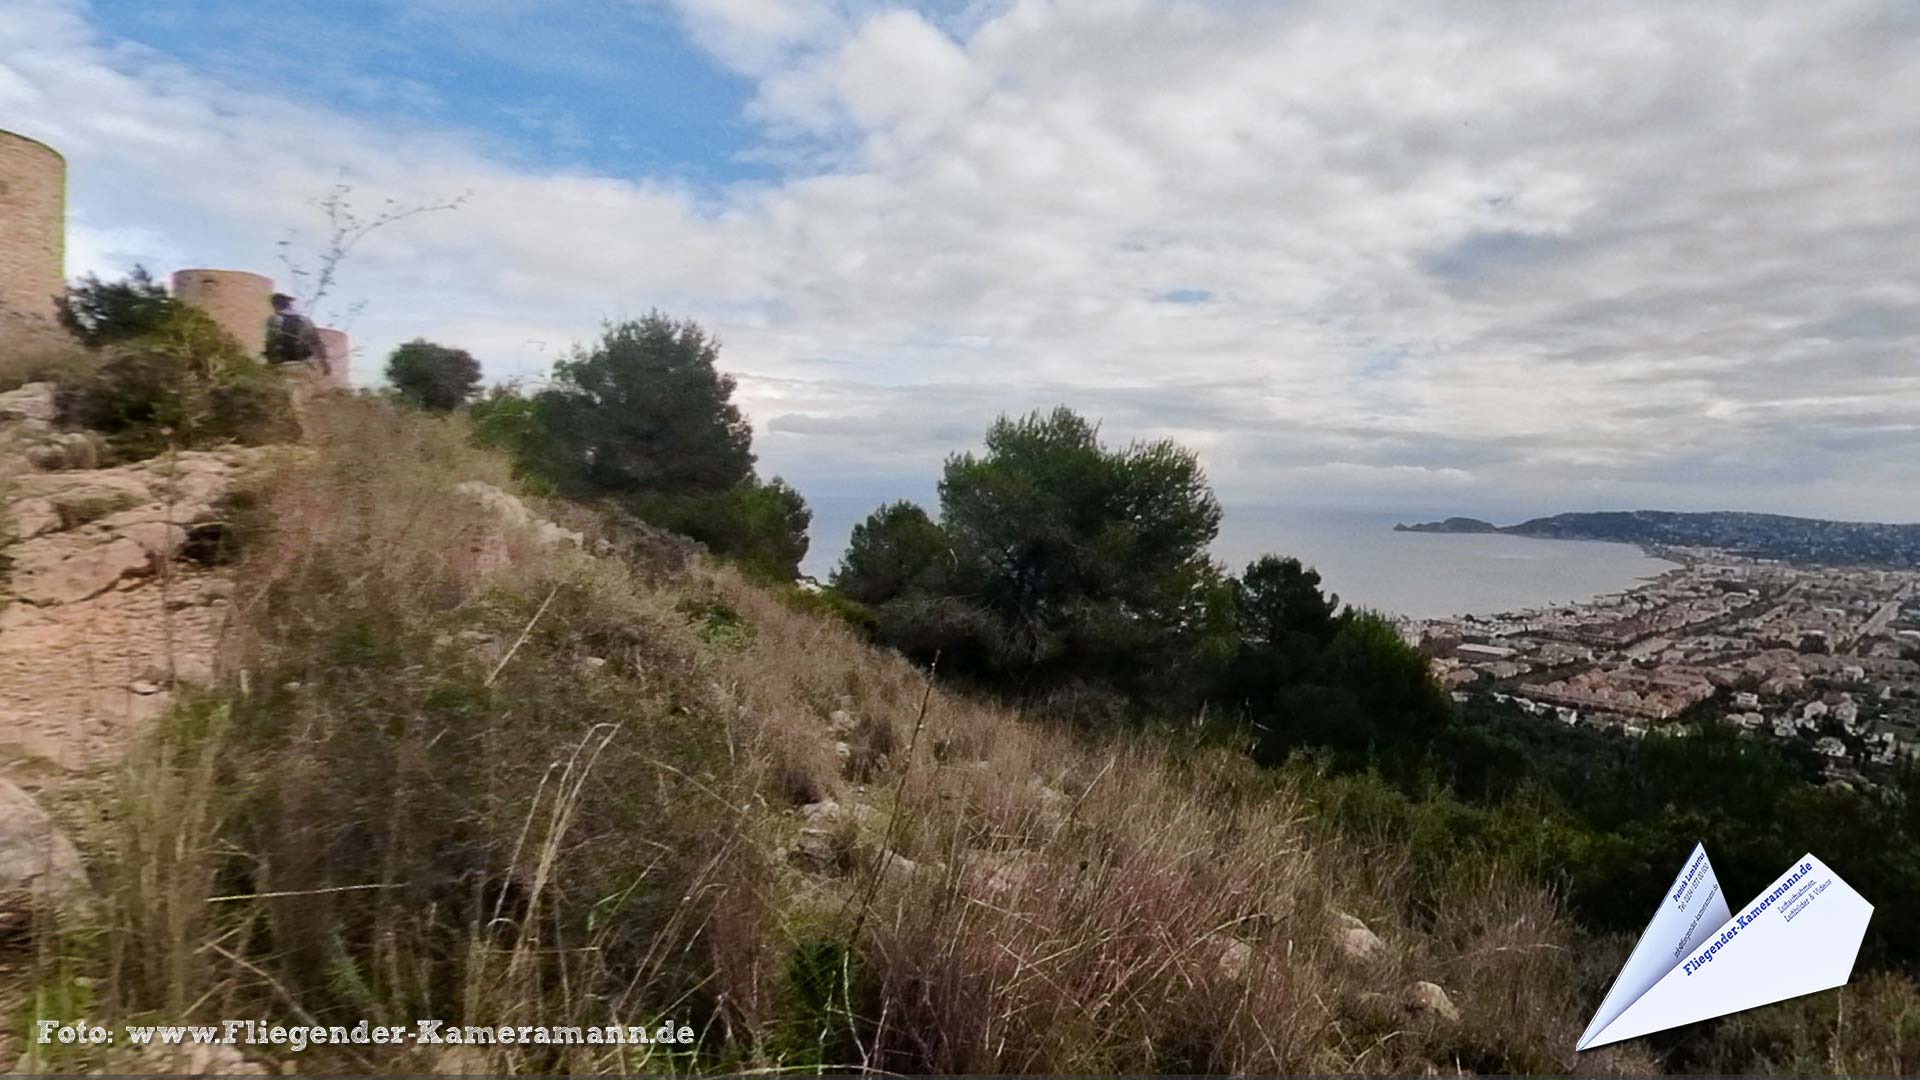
1414, 549, 1920, 779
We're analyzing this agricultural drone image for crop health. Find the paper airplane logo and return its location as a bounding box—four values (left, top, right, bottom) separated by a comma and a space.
1577, 844, 1873, 1050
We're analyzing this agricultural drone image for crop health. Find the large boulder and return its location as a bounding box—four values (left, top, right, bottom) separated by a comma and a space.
0, 382, 56, 426
0, 778, 92, 926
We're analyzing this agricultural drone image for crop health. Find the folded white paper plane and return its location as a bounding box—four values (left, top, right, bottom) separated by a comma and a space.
1577, 844, 1873, 1051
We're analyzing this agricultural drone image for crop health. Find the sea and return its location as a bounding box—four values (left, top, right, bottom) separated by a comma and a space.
800, 497, 1678, 621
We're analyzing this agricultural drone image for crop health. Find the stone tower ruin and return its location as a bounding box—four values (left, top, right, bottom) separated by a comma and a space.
7, 129, 356, 384
0, 129, 67, 346
170, 269, 274, 358
316, 327, 351, 387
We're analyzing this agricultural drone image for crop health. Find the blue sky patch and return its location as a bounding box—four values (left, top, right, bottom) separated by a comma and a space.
89, 0, 769, 185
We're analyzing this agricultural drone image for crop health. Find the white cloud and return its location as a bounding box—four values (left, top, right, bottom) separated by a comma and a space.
4, 0, 1919, 523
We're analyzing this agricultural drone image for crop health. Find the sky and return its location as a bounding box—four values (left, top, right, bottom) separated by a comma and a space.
3, 0, 1918, 525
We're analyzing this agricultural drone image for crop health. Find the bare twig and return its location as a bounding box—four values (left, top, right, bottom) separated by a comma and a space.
206, 883, 402, 904
486, 585, 560, 686
277, 181, 469, 328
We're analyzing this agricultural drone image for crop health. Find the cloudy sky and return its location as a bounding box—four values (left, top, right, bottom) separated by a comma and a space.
4, 0, 1918, 532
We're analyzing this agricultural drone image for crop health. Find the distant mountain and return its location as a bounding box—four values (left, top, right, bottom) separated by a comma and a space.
1395, 510, 1920, 567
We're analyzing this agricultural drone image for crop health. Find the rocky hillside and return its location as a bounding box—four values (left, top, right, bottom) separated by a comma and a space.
0, 379, 283, 1070
0, 384, 1670, 1076
1397, 509, 1920, 566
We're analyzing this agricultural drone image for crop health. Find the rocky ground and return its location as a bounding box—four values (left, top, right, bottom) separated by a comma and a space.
0, 381, 274, 1073
0, 382, 267, 787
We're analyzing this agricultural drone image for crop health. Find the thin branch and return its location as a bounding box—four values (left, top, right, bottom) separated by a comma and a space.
487, 585, 561, 686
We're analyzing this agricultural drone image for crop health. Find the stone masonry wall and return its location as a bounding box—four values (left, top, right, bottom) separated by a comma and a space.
171, 268, 274, 358
0, 130, 66, 339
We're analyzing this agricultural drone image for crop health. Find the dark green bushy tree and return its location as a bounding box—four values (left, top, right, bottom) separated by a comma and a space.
635, 477, 812, 583
835, 407, 1232, 701
478, 314, 808, 579
386, 339, 482, 412
834, 501, 949, 605
468, 383, 541, 460
530, 315, 754, 495
58, 266, 178, 346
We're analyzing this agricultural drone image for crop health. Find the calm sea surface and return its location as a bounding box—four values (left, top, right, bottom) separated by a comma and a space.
801, 498, 1676, 620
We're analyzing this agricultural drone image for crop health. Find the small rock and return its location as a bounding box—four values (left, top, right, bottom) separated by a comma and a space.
57, 432, 101, 470
581, 656, 608, 670
1214, 937, 1254, 981
1405, 980, 1460, 1023
1334, 911, 1368, 931
199, 578, 235, 602
0, 779, 94, 919
458, 629, 493, 643
878, 852, 922, 886
833, 740, 851, 762
969, 851, 1041, 898
1339, 924, 1386, 962
827, 708, 857, 735
120, 520, 188, 561
787, 831, 839, 875
128, 679, 162, 695
24, 443, 68, 471
800, 798, 878, 832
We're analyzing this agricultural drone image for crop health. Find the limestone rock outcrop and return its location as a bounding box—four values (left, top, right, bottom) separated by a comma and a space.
1, 399, 266, 784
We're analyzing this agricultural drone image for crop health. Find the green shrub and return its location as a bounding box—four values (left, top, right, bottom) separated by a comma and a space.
58, 306, 294, 459
57, 265, 176, 346
631, 476, 811, 582
385, 338, 482, 412
469, 317, 812, 580
833, 407, 1232, 705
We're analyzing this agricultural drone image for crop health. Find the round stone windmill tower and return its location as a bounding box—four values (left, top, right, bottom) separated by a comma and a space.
0, 129, 67, 344
171, 269, 275, 358
316, 327, 351, 387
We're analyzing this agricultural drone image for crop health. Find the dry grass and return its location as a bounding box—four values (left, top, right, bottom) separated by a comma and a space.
64, 391, 1912, 1075
688, 564, 1666, 1075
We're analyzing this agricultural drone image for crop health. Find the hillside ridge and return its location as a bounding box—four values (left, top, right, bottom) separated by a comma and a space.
1397, 508, 1920, 566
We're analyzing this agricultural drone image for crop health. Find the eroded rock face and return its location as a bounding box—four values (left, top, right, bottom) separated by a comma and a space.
1, 413, 267, 783
453, 480, 584, 573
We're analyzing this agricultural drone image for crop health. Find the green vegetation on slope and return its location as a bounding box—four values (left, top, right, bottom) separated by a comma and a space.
18, 275, 1920, 1073
8, 269, 295, 462
69, 394, 1641, 1074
